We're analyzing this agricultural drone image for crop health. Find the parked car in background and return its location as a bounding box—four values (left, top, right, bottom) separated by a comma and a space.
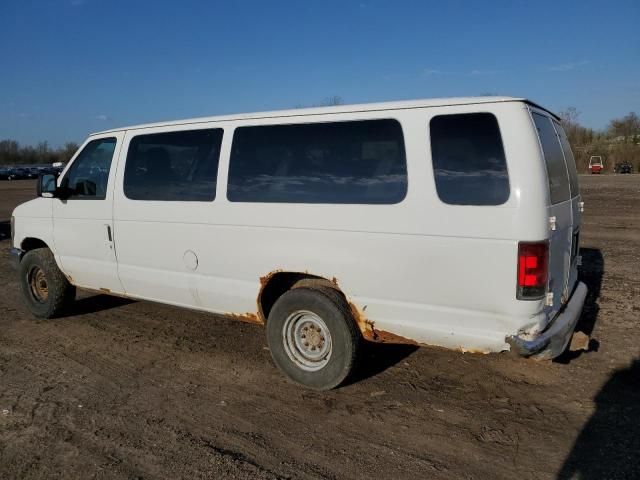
25, 167, 40, 179
3, 167, 16, 180
614, 161, 633, 174
9, 167, 28, 180
52, 162, 66, 176
39, 166, 58, 176
0, 165, 63, 180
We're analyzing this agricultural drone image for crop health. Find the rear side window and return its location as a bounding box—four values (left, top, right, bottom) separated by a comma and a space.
553, 121, 579, 197
429, 113, 509, 205
532, 113, 571, 204
124, 129, 223, 202
227, 119, 407, 204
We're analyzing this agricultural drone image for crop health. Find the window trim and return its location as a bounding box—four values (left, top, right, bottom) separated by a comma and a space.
226, 117, 409, 205
530, 111, 572, 205
60, 136, 118, 201
428, 111, 511, 207
551, 119, 580, 199
123, 127, 224, 203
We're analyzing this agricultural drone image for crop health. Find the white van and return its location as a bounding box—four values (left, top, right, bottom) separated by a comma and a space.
10, 97, 587, 389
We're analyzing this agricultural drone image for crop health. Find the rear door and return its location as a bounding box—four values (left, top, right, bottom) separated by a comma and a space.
552, 120, 581, 295
112, 127, 224, 307
531, 112, 574, 320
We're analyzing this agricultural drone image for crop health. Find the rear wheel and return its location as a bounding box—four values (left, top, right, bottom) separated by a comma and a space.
266, 287, 361, 390
19, 248, 76, 318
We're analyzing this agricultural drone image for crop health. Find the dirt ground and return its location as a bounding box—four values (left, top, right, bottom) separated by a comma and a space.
1, 176, 638, 480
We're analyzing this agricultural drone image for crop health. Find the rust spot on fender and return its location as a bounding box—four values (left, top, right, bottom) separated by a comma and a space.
348, 301, 418, 345
459, 347, 491, 355
348, 301, 375, 340
370, 328, 419, 345
227, 312, 264, 325
79, 287, 131, 300
259, 270, 282, 287
258, 269, 284, 321
256, 271, 419, 346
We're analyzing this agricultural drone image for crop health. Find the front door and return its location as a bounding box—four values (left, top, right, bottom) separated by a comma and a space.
52, 133, 125, 293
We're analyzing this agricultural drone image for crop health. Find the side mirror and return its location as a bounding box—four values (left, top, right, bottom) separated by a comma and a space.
37, 173, 57, 198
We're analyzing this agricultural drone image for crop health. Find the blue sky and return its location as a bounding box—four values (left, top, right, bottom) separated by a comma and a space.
1, 0, 638, 146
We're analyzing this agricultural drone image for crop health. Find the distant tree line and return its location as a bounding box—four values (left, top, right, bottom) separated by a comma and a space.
559, 109, 640, 173
0, 140, 79, 166
293, 95, 345, 109
1, 97, 348, 166
2, 106, 638, 173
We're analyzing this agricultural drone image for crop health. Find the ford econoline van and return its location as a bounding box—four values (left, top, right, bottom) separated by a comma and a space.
10, 97, 587, 389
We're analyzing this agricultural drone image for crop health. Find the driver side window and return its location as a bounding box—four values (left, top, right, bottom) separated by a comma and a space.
62, 137, 117, 200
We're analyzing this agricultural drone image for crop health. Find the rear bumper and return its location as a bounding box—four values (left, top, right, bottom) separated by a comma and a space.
506, 281, 588, 360
9, 248, 24, 271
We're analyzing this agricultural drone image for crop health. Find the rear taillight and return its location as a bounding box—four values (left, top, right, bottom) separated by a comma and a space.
517, 241, 548, 300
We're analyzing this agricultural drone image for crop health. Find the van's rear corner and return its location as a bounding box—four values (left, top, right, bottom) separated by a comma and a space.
503, 101, 588, 360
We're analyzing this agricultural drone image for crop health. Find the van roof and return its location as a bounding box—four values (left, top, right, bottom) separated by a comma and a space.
92, 96, 559, 136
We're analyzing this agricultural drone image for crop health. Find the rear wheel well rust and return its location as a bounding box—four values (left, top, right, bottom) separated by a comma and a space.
257, 271, 339, 322
257, 271, 416, 345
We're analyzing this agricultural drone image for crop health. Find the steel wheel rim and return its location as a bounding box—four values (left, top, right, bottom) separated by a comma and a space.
282, 310, 332, 372
28, 266, 49, 303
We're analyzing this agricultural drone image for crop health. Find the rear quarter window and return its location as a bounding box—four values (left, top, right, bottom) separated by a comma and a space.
553, 121, 580, 197
532, 113, 571, 204
429, 112, 510, 206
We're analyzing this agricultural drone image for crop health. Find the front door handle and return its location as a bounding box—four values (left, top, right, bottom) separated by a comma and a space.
104, 224, 115, 253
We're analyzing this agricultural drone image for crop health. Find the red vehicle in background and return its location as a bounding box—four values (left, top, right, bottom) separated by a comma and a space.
588, 156, 604, 174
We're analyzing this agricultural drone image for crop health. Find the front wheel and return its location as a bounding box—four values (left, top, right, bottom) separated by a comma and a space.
267, 287, 361, 390
19, 248, 76, 318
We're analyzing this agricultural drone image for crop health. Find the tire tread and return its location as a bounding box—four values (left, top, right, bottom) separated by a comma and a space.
19, 248, 75, 318
267, 286, 361, 390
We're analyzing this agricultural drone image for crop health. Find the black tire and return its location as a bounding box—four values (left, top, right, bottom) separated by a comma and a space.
267, 287, 361, 390
19, 248, 76, 319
